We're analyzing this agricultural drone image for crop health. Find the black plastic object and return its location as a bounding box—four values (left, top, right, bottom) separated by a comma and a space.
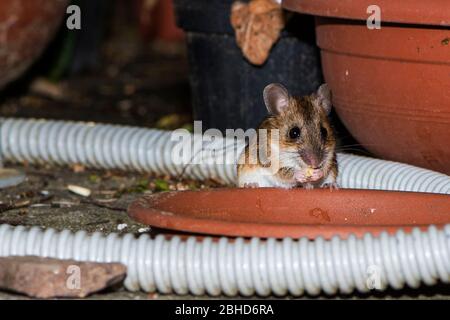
174, 0, 323, 132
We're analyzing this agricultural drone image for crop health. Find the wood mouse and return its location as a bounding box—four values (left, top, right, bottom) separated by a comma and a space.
237, 83, 338, 189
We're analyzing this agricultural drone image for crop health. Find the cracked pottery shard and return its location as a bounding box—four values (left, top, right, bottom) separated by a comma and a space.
231, 0, 285, 65
0, 256, 126, 298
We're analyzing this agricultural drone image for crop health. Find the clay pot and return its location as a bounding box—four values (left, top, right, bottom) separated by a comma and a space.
136, 0, 184, 42
283, 0, 450, 175
128, 188, 450, 239
0, 0, 68, 89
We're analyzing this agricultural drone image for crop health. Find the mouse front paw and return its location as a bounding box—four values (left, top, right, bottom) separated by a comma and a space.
303, 182, 315, 190
322, 182, 339, 190
294, 168, 324, 183
294, 171, 308, 183
243, 182, 260, 188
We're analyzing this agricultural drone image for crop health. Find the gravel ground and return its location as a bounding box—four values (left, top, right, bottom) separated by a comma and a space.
0, 163, 221, 300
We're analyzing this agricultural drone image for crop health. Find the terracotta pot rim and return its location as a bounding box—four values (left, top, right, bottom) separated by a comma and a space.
128, 188, 450, 240
282, 0, 450, 27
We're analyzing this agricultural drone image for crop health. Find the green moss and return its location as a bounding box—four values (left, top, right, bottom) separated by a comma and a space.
89, 174, 100, 183
154, 179, 170, 192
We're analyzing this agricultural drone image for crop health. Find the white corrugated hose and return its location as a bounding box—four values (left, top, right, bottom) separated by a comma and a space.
1, 118, 448, 193
0, 224, 449, 296
0, 118, 449, 296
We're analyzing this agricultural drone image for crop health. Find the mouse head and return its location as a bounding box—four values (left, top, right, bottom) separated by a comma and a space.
261, 83, 336, 170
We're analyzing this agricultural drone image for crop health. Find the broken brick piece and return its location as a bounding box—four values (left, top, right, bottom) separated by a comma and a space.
0, 256, 126, 298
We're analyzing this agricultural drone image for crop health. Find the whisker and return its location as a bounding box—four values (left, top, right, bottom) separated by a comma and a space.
335, 149, 374, 156
337, 142, 386, 148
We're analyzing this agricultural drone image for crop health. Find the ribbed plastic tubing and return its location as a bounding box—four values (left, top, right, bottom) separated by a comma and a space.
0, 118, 449, 193
0, 224, 449, 296
0, 118, 449, 296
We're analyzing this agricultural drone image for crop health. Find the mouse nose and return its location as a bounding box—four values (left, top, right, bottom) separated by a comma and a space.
301, 150, 321, 168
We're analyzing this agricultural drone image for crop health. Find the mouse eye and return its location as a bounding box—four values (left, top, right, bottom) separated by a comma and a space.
288, 126, 301, 139
321, 126, 328, 140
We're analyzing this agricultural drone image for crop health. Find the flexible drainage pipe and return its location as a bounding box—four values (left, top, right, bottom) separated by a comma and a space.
1, 118, 449, 193
0, 118, 449, 296
0, 224, 449, 296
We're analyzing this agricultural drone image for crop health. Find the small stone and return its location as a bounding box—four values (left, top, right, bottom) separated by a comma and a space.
29, 78, 66, 100
67, 184, 92, 197
0, 168, 26, 189
148, 292, 159, 299
0, 256, 126, 298
71, 164, 86, 173
117, 223, 128, 231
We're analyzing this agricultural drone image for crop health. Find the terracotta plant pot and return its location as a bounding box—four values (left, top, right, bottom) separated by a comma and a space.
136, 0, 184, 42
282, 0, 450, 175
128, 188, 450, 239
0, 0, 68, 89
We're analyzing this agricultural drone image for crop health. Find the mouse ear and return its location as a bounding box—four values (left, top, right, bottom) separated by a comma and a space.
312, 83, 332, 115
263, 83, 290, 115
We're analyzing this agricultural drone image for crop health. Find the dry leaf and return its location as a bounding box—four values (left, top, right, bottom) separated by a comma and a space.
231, 0, 285, 65
71, 163, 86, 173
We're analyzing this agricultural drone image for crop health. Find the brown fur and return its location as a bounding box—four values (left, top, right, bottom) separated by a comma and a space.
237, 93, 338, 187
